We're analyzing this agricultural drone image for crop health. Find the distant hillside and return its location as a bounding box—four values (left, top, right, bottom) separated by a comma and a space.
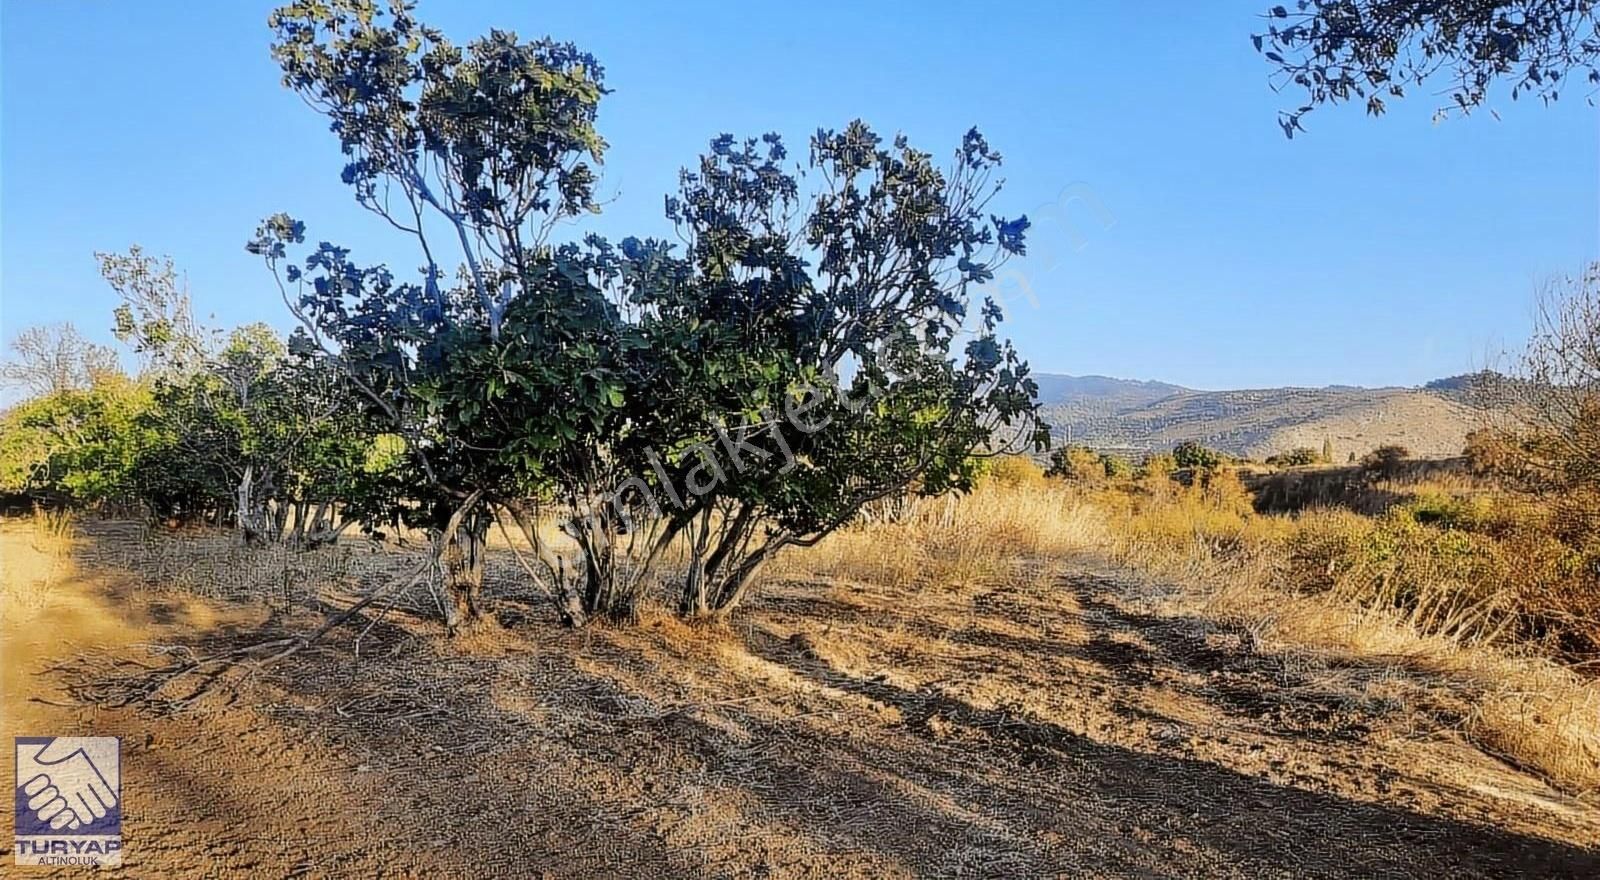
1036, 373, 1489, 460
1031, 374, 1190, 407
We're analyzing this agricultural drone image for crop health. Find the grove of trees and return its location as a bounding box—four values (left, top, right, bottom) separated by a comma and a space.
0, 0, 1048, 632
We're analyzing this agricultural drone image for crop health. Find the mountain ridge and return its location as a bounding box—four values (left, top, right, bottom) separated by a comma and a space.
1033, 372, 1488, 459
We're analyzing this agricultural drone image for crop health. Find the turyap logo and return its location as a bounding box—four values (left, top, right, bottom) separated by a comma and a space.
14, 737, 122, 866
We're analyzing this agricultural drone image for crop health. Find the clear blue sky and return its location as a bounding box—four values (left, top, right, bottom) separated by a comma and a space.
3, 1, 1595, 390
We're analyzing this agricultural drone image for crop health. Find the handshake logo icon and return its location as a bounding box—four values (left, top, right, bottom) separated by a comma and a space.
14, 737, 122, 866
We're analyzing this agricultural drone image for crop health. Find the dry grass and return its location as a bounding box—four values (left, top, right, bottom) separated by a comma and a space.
771, 472, 1107, 593
24, 459, 1600, 800
2, 508, 77, 612
1074, 470, 1600, 796
771, 458, 1600, 796
1192, 576, 1600, 794
8, 470, 1600, 874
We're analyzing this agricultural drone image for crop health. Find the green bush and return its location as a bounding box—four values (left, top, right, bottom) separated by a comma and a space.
1173, 441, 1224, 471
0, 375, 154, 506
1100, 453, 1133, 480
1361, 444, 1411, 477
1266, 447, 1320, 467
1399, 491, 1494, 531
1045, 445, 1104, 480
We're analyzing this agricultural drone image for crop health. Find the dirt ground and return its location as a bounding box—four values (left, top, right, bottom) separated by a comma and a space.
2, 521, 1597, 878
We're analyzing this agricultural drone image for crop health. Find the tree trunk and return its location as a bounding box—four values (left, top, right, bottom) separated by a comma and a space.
709, 548, 777, 619
289, 500, 304, 543
581, 541, 640, 623
505, 502, 588, 627
679, 558, 710, 618
678, 507, 758, 620
439, 513, 488, 630
271, 499, 290, 541
236, 468, 265, 544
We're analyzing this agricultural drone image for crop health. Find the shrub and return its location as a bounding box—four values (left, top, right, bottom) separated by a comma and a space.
1099, 453, 1133, 480
1266, 447, 1320, 467
1286, 509, 1511, 641
1283, 508, 1372, 593
0, 374, 154, 507
253, 1, 1047, 626
1045, 445, 1104, 481
1173, 441, 1224, 470
1136, 452, 1177, 481
1464, 429, 1521, 477
1360, 444, 1410, 477
1399, 490, 1495, 531
983, 454, 1048, 489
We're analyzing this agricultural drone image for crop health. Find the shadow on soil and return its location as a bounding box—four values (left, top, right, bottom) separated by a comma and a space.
58, 528, 1600, 879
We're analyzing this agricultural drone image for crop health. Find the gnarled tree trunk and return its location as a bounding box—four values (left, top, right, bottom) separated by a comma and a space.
237, 467, 270, 545
677, 504, 785, 621
438, 508, 489, 631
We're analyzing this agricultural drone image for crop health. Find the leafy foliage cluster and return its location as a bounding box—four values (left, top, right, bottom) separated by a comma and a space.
245, 0, 1046, 626
1, 248, 374, 544
1258, 0, 1600, 135
1266, 446, 1323, 467
1172, 440, 1227, 471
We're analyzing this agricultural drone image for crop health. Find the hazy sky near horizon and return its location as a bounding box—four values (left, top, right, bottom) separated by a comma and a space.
3, 1, 1596, 391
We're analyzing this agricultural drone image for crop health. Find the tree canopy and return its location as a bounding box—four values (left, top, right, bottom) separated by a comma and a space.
1257, 0, 1600, 134
0, 323, 119, 398
248, 0, 1047, 626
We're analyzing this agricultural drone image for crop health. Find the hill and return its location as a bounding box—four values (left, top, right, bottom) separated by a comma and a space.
1035, 373, 1487, 460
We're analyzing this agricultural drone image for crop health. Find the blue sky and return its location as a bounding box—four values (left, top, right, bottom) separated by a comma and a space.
3, 1, 1595, 390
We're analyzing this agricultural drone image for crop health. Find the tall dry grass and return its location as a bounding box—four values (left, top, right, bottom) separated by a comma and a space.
772, 457, 1599, 795
1086, 468, 1600, 796
770, 463, 1107, 593
3, 508, 77, 612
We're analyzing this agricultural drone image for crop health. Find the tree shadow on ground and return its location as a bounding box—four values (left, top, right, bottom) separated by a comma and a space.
1064, 572, 1476, 734
53, 529, 1600, 878
739, 624, 1600, 879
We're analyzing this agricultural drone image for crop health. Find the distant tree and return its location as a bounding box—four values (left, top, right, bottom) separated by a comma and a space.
129, 323, 368, 540
1506, 264, 1600, 489
1267, 446, 1320, 467
96, 246, 361, 541
1173, 440, 1225, 471
1257, 0, 1600, 135
1100, 453, 1133, 479
98, 246, 214, 375
0, 373, 153, 505
1322, 436, 1335, 463
1361, 443, 1411, 477
1045, 445, 1104, 480
0, 323, 120, 398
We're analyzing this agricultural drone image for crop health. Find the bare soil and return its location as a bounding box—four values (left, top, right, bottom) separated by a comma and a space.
2, 522, 1597, 878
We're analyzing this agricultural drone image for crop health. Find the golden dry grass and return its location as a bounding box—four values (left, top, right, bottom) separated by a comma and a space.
1073, 472, 1600, 796
7, 479, 1599, 875
770, 462, 1600, 797
771, 475, 1108, 593
2, 507, 76, 612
